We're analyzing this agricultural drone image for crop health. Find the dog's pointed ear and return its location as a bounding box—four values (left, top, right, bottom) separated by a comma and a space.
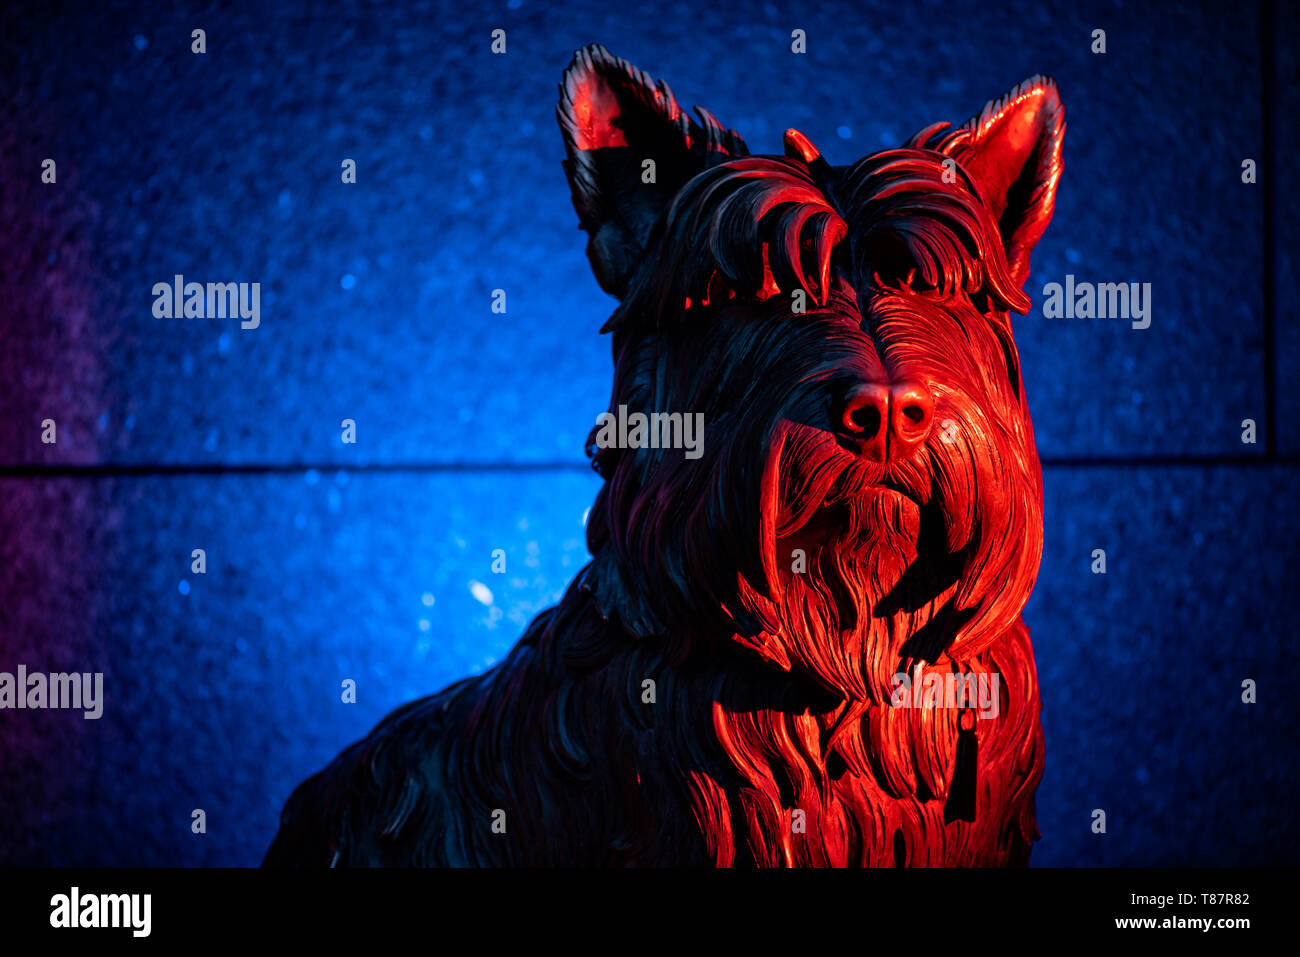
914, 77, 1065, 288
557, 45, 749, 298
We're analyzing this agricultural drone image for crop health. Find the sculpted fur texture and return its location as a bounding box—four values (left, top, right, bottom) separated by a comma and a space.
265, 44, 1064, 867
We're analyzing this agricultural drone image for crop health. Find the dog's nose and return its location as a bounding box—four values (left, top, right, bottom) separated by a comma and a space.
839, 381, 934, 463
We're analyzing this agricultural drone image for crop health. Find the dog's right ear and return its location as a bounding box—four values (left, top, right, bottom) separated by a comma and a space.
557, 45, 749, 298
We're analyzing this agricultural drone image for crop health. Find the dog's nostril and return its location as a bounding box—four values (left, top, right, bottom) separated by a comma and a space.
846, 404, 882, 436
840, 385, 888, 438
892, 384, 935, 442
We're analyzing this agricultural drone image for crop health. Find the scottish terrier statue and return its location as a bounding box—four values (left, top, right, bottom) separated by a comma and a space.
266, 44, 1064, 867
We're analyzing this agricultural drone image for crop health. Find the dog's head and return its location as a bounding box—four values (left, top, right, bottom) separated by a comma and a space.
560, 46, 1063, 703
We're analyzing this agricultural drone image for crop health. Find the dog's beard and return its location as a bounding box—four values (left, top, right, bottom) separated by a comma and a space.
718, 412, 1025, 810
754, 391, 1036, 706
775, 466, 946, 705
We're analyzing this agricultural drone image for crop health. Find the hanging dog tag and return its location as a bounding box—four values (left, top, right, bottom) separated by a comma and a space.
945, 708, 978, 824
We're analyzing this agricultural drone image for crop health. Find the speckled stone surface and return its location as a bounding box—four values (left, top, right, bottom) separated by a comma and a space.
1028, 465, 1298, 866
0, 470, 601, 865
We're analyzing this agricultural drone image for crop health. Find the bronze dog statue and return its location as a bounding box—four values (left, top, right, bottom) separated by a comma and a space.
266, 44, 1063, 866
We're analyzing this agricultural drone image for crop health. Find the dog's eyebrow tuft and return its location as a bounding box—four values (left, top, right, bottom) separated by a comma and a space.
604, 156, 847, 333
836, 149, 1031, 315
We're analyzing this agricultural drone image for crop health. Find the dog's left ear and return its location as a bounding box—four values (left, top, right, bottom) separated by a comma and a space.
557, 44, 748, 299
914, 77, 1065, 288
